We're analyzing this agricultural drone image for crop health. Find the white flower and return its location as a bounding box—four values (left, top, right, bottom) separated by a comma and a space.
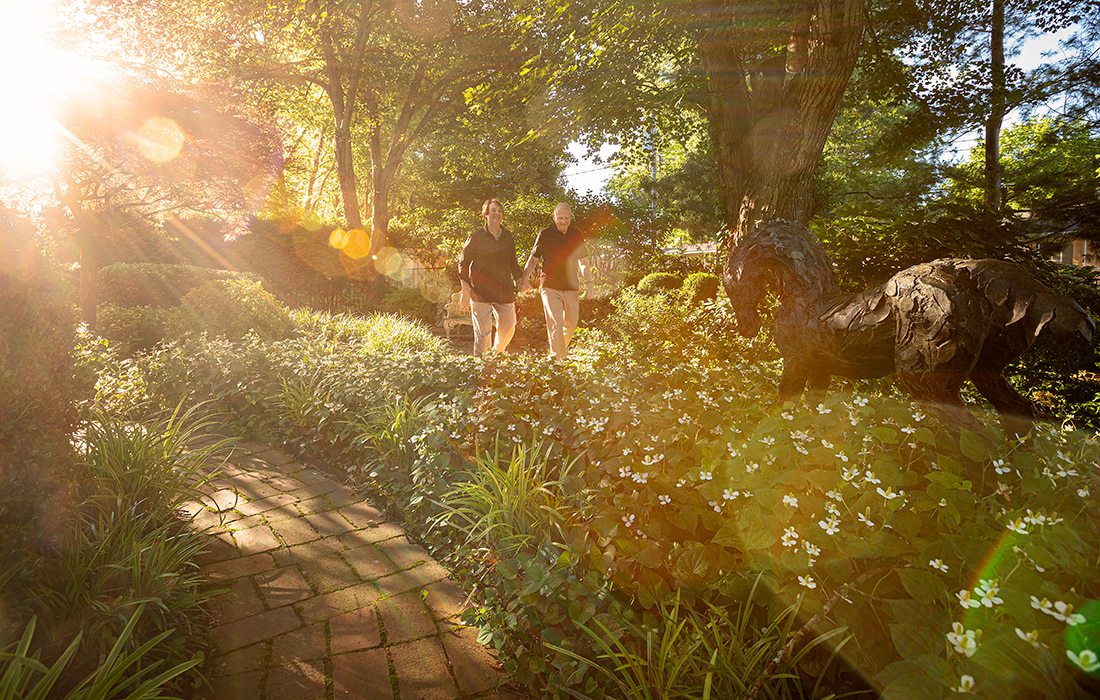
953, 674, 976, 694
760, 436, 775, 446
1014, 628, 1042, 649
825, 502, 841, 516
783, 494, 799, 508
826, 490, 843, 501
676, 479, 686, 488
1078, 486, 1090, 498
975, 579, 1004, 607
836, 451, 849, 463
795, 444, 809, 455
816, 403, 832, 414
1054, 601, 1086, 625
699, 470, 713, 481
746, 462, 760, 473
853, 396, 869, 407
876, 486, 899, 500
957, 590, 982, 609
900, 425, 916, 435
946, 622, 980, 657
1006, 518, 1029, 535
618, 466, 632, 478
1067, 649, 1100, 673
857, 511, 875, 529
929, 559, 949, 573
803, 541, 821, 556
781, 411, 794, 420
818, 515, 840, 536
723, 489, 740, 500
632, 472, 649, 484
798, 574, 817, 589
821, 439, 834, 449
993, 459, 1011, 475
841, 467, 860, 482
658, 494, 672, 506
863, 471, 881, 485
781, 527, 799, 548
708, 500, 722, 513
621, 513, 636, 527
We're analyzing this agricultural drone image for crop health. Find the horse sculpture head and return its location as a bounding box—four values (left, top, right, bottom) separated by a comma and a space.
723, 219, 836, 338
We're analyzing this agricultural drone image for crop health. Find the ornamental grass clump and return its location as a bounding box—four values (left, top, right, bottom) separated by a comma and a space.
23, 404, 225, 695
0, 607, 202, 700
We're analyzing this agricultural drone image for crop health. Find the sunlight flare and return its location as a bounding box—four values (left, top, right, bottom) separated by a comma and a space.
0, 0, 68, 177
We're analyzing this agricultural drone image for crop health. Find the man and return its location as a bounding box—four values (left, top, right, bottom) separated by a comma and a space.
458, 198, 527, 355
523, 202, 591, 359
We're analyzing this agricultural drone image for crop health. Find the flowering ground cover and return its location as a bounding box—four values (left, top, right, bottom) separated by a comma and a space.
84, 292, 1100, 698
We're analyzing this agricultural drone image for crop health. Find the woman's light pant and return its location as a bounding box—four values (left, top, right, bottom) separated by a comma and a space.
470, 301, 516, 355
540, 288, 579, 358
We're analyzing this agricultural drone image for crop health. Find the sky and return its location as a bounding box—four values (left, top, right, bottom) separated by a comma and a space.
564, 28, 1083, 196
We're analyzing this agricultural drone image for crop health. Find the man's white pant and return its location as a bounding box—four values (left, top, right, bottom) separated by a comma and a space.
540, 288, 579, 358
470, 301, 516, 355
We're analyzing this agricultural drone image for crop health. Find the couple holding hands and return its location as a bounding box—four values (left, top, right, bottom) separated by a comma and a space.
458, 198, 591, 359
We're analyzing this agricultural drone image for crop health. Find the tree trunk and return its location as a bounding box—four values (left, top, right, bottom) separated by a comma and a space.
368, 126, 395, 255
333, 115, 363, 230
79, 241, 98, 329
698, 0, 865, 243
984, 0, 1005, 214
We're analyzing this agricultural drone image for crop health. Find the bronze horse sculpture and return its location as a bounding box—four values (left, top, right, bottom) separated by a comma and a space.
723, 220, 1095, 433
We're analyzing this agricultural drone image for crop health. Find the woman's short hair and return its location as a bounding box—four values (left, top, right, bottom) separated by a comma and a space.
481, 198, 504, 216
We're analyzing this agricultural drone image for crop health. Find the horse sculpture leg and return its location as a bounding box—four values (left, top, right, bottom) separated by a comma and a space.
970, 372, 1036, 438
776, 364, 809, 405
896, 370, 983, 434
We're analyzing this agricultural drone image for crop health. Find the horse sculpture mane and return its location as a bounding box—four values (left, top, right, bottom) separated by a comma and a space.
723, 220, 1095, 434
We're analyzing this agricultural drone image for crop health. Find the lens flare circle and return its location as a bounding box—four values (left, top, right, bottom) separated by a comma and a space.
135, 116, 184, 163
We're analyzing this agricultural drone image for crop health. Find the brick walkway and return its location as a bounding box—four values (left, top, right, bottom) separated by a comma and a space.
187, 442, 516, 699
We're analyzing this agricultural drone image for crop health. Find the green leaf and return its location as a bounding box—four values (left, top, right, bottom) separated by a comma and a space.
959, 429, 991, 462
897, 568, 947, 605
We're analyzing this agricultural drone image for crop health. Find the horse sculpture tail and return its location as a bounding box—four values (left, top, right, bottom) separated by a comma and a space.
962, 259, 1095, 347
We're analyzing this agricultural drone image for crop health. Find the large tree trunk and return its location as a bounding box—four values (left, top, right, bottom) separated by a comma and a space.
984, 0, 1005, 214
333, 115, 363, 230
698, 0, 865, 244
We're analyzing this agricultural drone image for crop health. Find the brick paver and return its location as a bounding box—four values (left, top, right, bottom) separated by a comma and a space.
193, 443, 517, 699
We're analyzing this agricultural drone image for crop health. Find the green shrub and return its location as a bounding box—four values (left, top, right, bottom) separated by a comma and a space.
171, 278, 294, 340
681, 271, 721, 305
382, 284, 439, 325
292, 310, 447, 355
98, 262, 259, 308
636, 271, 683, 295
96, 304, 173, 354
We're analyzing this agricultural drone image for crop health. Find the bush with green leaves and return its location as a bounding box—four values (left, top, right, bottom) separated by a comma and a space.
636, 271, 684, 295
98, 262, 259, 308
95, 303, 174, 354
382, 283, 440, 326
681, 271, 721, 306
170, 278, 294, 340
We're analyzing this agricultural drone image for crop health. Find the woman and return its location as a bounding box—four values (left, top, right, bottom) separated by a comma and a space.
458, 198, 527, 355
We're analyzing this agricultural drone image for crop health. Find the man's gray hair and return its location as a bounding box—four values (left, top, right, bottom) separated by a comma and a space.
553, 202, 572, 215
